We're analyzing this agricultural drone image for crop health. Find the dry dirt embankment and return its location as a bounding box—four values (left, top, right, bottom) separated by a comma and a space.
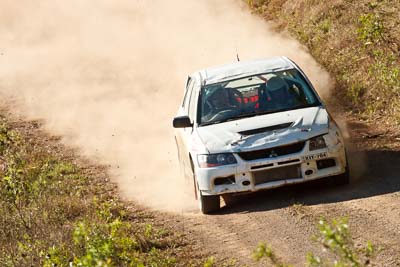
249, 0, 400, 127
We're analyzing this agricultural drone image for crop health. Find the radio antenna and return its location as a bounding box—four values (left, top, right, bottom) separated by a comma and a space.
235, 47, 240, 62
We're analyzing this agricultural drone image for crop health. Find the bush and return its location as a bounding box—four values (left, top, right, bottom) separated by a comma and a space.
253, 218, 376, 267
0, 118, 183, 266
357, 13, 384, 44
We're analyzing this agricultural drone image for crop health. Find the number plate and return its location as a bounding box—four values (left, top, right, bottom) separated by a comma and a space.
302, 152, 327, 161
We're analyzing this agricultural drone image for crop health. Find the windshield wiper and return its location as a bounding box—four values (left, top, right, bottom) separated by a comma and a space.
200, 120, 226, 126
200, 103, 321, 126
200, 115, 251, 126
201, 110, 275, 126
231, 109, 278, 119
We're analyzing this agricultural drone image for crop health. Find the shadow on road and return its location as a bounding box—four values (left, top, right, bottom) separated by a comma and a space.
217, 147, 400, 214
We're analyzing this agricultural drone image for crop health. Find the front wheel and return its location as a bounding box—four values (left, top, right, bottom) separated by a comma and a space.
199, 192, 220, 214
196, 182, 220, 214
191, 158, 220, 214
331, 164, 350, 186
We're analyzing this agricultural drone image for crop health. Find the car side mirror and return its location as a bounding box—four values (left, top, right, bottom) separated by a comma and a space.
173, 116, 192, 128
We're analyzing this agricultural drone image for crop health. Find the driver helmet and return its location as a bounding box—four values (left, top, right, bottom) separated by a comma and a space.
266, 76, 289, 105
210, 86, 230, 109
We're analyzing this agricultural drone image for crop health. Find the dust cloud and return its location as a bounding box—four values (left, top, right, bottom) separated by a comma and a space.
0, 0, 332, 211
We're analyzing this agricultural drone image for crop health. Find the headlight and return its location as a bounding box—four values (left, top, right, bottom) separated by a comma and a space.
197, 153, 237, 168
309, 135, 327, 151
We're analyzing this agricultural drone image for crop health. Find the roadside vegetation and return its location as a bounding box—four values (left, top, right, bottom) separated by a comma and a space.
253, 218, 376, 267
247, 0, 400, 127
0, 115, 199, 267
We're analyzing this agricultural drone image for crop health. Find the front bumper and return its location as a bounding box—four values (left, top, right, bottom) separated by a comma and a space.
196, 140, 347, 196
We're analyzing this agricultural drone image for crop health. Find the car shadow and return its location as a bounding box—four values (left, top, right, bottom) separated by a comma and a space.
216, 148, 400, 215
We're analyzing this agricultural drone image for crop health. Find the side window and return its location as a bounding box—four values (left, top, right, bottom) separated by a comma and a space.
188, 81, 199, 122
183, 78, 194, 114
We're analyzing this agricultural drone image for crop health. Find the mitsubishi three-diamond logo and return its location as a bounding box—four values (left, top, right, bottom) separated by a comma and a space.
269, 150, 278, 158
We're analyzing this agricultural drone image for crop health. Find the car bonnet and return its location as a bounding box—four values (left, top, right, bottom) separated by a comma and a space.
196, 106, 329, 154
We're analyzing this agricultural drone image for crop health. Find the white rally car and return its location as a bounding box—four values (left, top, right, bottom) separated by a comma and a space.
173, 57, 349, 214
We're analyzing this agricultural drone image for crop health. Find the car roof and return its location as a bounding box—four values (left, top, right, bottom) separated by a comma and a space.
195, 56, 296, 85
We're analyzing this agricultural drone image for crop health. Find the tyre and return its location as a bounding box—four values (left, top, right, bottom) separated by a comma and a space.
332, 165, 350, 186
198, 191, 220, 214
222, 193, 237, 207
191, 158, 220, 214
195, 180, 220, 214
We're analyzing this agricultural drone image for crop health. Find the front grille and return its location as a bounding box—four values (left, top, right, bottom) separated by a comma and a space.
253, 164, 301, 185
238, 142, 305, 161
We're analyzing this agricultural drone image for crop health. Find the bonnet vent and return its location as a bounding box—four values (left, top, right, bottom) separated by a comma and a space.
238, 122, 293, 136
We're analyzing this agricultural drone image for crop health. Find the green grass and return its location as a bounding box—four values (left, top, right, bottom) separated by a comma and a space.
0, 117, 197, 267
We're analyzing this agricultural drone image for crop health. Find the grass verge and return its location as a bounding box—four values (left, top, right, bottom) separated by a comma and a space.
0, 114, 200, 267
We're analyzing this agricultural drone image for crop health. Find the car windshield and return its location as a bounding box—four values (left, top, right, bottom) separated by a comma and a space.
198, 69, 321, 126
